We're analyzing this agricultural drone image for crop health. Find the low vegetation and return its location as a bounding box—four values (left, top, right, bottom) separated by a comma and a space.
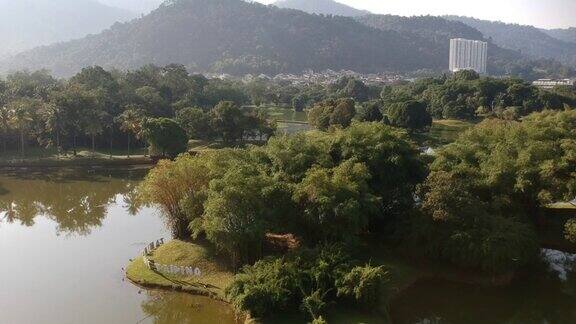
565, 219, 576, 243
126, 240, 234, 299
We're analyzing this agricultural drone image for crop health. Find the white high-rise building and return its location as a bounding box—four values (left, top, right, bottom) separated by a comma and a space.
449, 38, 488, 74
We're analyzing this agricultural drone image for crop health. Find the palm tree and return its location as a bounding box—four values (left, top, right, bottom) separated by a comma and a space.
9, 99, 37, 159
43, 102, 65, 158
0, 105, 11, 155
83, 109, 106, 158
115, 106, 145, 159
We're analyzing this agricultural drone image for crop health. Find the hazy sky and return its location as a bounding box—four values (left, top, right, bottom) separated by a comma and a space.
257, 0, 576, 29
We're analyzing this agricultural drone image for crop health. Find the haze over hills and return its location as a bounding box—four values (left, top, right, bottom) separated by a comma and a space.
446, 16, 576, 68
273, 0, 370, 17
0, 0, 573, 79
0, 0, 135, 59
0, 0, 447, 77
544, 28, 576, 45
97, 0, 165, 15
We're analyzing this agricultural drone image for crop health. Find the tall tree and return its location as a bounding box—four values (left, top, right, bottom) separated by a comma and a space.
141, 118, 188, 158
8, 98, 39, 158
210, 101, 245, 144
83, 106, 107, 157
42, 102, 66, 157
115, 106, 145, 158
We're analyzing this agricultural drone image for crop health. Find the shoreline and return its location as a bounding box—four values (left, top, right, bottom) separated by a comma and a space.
126, 240, 516, 324
125, 254, 252, 323
0, 156, 155, 168
125, 272, 227, 302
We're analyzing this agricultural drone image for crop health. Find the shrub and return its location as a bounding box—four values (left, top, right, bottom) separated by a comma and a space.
336, 264, 389, 307
226, 245, 358, 320
404, 210, 539, 274
226, 257, 300, 318
565, 218, 576, 243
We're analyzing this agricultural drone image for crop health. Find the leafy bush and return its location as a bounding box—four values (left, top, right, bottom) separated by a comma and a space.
404, 209, 539, 274
226, 257, 300, 318
226, 245, 384, 320
336, 264, 389, 307
565, 218, 576, 243
418, 169, 540, 273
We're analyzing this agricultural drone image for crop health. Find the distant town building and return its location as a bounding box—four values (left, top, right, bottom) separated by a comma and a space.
532, 79, 576, 89
449, 38, 488, 74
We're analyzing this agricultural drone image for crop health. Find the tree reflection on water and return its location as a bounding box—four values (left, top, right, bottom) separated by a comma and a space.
140, 290, 239, 324
0, 167, 147, 235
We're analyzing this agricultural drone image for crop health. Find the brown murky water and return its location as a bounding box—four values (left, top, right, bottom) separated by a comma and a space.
391, 251, 576, 324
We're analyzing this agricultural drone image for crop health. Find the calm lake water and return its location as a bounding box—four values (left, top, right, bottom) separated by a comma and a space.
0, 167, 237, 324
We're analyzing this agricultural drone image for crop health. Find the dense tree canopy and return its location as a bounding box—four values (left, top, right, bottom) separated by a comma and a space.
307, 98, 356, 130
141, 118, 188, 158
139, 122, 424, 258
406, 109, 576, 273
0, 66, 279, 157
385, 100, 432, 132
380, 71, 576, 120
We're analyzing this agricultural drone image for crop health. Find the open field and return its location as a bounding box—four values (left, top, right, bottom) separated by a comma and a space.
413, 119, 476, 147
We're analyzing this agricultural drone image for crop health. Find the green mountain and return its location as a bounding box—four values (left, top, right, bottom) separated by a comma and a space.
273, 0, 370, 17
1, 0, 571, 79
544, 28, 576, 45
0, 0, 135, 58
0, 0, 444, 77
445, 16, 576, 67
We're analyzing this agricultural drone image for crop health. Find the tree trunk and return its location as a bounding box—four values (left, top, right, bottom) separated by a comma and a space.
127, 136, 131, 159
109, 131, 113, 159
56, 129, 60, 159
20, 129, 24, 159
73, 133, 77, 156
91, 134, 96, 158
1, 132, 6, 155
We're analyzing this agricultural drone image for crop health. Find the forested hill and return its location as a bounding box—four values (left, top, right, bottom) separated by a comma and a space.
273, 0, 370, 17
0, 0, 135, 59
1, 0, 572, 79
445, 16, 576, 67
0, 0, 443, 77
544, 28, 576, 45
356, 15, 524, 76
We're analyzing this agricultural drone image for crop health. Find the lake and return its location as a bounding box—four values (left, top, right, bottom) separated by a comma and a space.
0, 167, 238, 324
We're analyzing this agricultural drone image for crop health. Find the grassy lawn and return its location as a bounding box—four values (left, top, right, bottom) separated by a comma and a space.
548, 202, 576, 210
188, 139, 229, 152
277, 122, 312, 135
259, 105, 308, 123
126, 240, 234, 299
413, 119, 475, 148
0, 146, 148, 160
